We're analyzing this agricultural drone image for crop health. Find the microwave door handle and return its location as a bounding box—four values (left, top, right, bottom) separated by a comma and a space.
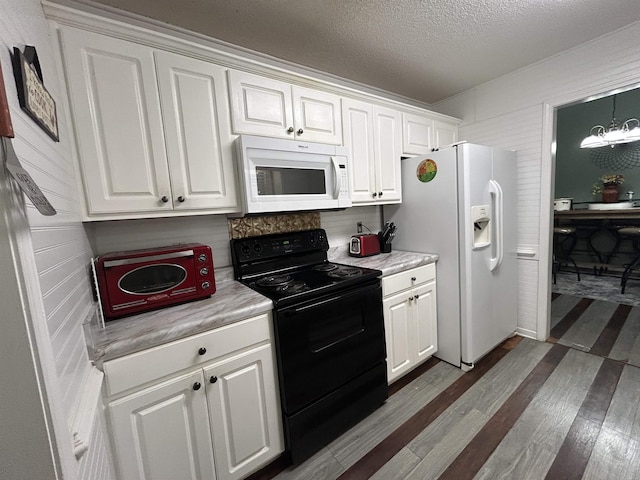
330, 156, 341, 198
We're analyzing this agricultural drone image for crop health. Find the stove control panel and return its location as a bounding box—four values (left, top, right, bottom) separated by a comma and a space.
232, 229, 329, 263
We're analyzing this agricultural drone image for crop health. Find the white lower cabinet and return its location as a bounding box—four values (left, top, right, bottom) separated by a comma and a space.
104, 314, 283, 480
382, 265, 438, 383
109, 369, 217, 480
204, 344, 282, 480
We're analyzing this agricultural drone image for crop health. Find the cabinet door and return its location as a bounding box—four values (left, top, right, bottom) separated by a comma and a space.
204, 344, 283, 480
383, 291, 413, 384
373, 106, 402, 203
228, 70, 294, 139
402, 112, 434, 155
413, 281, 438, 363
434, 119, 458, 149
155, 51, 238, 211
108, 370, 216, 480
342, 98, 377, 203
292, 85, 342, 144
60, 27, 172, 215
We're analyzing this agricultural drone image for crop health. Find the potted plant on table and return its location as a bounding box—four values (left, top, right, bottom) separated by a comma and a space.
592, 174, 624, 203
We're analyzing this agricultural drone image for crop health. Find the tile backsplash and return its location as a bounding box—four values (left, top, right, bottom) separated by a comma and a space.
227, 212, 321, 239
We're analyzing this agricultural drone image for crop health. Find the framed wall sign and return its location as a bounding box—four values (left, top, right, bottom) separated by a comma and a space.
12, 46, 59, 141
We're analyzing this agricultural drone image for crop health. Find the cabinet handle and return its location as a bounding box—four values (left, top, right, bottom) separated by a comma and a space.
177, 195, 185, 203
193, 382, 201, 391
287, 127, 294, 133
411, 277, 417, 282
198, 347, 207, 355
379, 191, 383, 197
372, 192, 378, 198
409, 296, 414, 301
209, 376, 218, 384
415, 294, 420, 299
161, 196, 169, 203
297, 128, 304, 135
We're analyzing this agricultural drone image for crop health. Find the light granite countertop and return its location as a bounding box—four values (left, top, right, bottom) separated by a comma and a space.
328, 247, 438, 275
88, 267, 272, 365
88, 248, 437, 365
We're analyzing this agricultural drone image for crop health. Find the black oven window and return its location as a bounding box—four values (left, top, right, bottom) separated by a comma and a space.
256, 166, 326, 195
118, 264, 187, 294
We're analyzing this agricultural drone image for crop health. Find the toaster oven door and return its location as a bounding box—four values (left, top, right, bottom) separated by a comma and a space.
101, 253, 199, 315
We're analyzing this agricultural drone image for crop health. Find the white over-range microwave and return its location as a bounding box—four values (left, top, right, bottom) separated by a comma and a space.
233, 135, 351, 215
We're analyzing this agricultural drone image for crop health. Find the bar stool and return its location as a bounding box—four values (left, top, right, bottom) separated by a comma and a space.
553, 227, 580, 284
618, 227, 640, 294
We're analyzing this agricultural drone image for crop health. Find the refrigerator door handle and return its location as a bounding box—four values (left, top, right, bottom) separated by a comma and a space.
488, 179, 504, 271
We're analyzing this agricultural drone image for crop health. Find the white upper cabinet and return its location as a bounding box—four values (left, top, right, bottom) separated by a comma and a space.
61, 27, 173, 216
342, 98, 401, 204
59, 27, 238, 219
155, 51, 238, 211
402, 112, 459, 155
434, 119, 459, 149
402, 112, 434, 155
228, 70, 342, 144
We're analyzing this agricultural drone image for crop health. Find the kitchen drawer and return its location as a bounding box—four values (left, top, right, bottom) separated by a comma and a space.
103, 313, 271, 397
382, 263, 435, 297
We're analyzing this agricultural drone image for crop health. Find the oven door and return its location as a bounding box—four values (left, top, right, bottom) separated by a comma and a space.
274, 280, 386, 414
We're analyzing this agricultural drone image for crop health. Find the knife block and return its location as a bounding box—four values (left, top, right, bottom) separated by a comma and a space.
381, 243, 392, 253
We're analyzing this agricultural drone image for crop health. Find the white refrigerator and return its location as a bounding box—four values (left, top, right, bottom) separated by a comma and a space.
385, 143, 517, 370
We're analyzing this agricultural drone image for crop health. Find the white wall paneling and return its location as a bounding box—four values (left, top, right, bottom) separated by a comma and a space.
436, 20, 640, 341
0, 0, 113, 478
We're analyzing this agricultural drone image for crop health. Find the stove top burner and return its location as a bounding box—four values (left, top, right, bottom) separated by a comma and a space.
327, 266, 363, 278
256, 274, 293, 287
275, 280, 308, 294
312, 263, 338, 272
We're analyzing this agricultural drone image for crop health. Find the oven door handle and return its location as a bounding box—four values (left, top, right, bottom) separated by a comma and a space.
287, 281, 380, 313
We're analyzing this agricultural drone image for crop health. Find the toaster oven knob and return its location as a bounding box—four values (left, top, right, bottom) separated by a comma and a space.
198, 347, 207, 355
241, 244, 251, 255
198, 253, 207, 263
201, 281, 211, 289
253, 243, 262, 253
200, 267, 209, 276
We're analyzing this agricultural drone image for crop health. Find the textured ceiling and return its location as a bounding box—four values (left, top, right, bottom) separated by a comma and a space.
80, 0, 640, 104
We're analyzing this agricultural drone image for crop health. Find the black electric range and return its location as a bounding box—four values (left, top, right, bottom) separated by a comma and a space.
230, 229, 388, 465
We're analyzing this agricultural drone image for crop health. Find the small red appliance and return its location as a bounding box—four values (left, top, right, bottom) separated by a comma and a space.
94, 243, 215, 319
349, 234, 381, 257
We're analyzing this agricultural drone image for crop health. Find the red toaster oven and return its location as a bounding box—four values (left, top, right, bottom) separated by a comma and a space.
94, 243, 216, 319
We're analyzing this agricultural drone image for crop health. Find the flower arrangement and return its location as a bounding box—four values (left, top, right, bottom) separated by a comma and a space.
592, 173, 624, 196
600, 174, 624, 185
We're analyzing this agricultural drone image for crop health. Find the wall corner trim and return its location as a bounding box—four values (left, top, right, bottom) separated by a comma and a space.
69, 366, 104, 460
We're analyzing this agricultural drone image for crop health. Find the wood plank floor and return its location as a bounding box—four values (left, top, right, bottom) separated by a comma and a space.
550, 293, 640, 366
249, 312, 640, 480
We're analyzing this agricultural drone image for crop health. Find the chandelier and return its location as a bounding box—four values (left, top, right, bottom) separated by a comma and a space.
580, 95, 640, 148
